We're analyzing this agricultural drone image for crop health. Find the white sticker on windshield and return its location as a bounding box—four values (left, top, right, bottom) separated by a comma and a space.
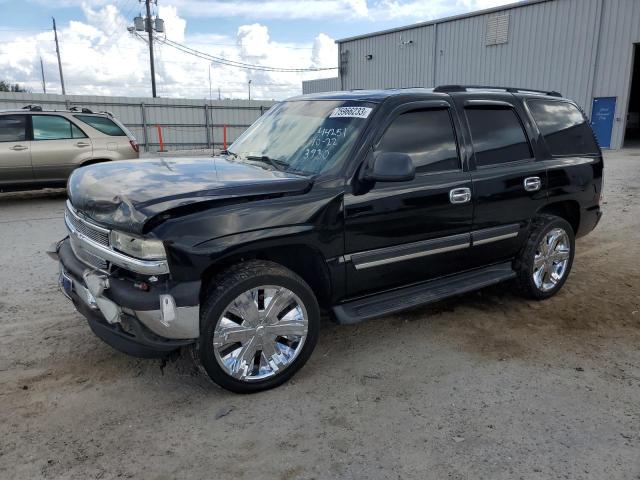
329, 106, 372, 119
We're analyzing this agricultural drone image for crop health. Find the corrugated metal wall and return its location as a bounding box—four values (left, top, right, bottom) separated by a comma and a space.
302, 77, 341, 94
433, 0, 600, 110
333, 0, 640, 149
0, 92, 275, 152
340, 25, 436, 90
592, 0, 640, 149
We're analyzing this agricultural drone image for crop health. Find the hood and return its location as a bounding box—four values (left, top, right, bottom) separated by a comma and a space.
67, 156, 312, 234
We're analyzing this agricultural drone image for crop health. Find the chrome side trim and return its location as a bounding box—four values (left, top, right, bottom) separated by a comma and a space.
64, 213, 170, 275
350, 233, 471, 270
354, 243, 470, 270
471, 224, 520, 246
342, 224, 522, 270
473, 232, 519, 246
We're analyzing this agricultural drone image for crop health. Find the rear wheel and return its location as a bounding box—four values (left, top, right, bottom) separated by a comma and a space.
196, 260, 320, 393
515, 214, 575, 300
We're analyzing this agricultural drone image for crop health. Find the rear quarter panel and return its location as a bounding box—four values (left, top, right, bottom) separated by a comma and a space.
90, 134, 139, 160
545, 155, 603, 235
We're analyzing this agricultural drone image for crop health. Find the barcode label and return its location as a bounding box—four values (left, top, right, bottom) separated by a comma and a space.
329, 107, 372, 119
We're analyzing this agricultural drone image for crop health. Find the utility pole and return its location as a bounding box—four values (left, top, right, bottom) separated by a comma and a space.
208, 64, 212, 101
39, 57, 46, 94
52, 17, 66, 95
218, 87, 221, 100
145, 0, 157, 97
248, 79, 252, 100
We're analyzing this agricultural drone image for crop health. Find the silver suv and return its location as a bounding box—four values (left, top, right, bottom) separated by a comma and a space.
0, 105, 139, 191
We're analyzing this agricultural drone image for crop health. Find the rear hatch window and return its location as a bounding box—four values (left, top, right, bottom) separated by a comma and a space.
74, 115, 127, 137
527, 99, 599, 156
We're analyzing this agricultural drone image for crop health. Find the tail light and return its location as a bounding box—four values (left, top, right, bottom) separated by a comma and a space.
129, 139, 139, 154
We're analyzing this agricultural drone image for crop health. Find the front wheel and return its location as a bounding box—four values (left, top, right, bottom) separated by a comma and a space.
196, 260, 320, 393
515, 214, 575, 300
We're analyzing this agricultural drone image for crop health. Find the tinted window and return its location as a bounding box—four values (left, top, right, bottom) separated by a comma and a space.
75, 115, 125, 136
528, 100, 599, 156
32, 115, 86, 140
378, 109, 460, 173
466, 108, 532, 167
0, 115, 27, 142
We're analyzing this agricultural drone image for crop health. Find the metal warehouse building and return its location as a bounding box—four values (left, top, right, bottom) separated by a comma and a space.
303, 0, 640, 150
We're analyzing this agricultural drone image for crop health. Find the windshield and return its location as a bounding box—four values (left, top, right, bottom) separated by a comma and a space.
227, 100, 375, 175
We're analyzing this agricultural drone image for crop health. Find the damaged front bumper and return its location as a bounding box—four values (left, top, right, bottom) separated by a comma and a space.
51, 238, 200, 358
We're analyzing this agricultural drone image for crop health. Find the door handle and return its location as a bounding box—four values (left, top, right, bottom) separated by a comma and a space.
449, 187, 472, 204
75, 142, 91, 147
524, 176, 542, 192
10, 145, 28, 151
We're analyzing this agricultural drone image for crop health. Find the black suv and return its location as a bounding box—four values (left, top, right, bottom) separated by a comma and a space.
53, 86, 603, 393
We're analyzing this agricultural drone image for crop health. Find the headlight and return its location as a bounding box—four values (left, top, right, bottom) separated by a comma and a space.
110, 230, 166, 260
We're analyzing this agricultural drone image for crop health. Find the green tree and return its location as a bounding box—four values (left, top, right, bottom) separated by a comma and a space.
0, 81, 29, 92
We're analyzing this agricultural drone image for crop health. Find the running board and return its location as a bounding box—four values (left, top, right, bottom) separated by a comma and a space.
332, 262, 516, 325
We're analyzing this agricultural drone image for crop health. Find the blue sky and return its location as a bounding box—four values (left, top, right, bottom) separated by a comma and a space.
0, 0, 518, 99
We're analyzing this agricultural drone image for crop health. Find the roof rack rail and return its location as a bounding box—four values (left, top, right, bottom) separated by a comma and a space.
433, 85, 563, 97
22, 104, 43, 111
69, 106, 95, 114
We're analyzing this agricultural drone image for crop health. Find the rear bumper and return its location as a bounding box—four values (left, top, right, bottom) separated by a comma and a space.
54, 238, 199, 358
577, 205, 603, 238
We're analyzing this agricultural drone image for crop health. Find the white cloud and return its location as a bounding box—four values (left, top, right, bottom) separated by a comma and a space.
0, 4, 338, 99
237, 24, 272, 58
368, 0, 517, 20
23, 0, 520, 21
128, 0, 370, 20
311, 34, 338, 69
0, 0, 520, 99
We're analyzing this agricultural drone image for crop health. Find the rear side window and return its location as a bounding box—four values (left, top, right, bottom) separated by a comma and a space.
75, 115, 126, 136
527, 100, 599, 156
378, 109, 460, 173
32, 115, 87, 140
465, 108, 532, 167
0, 115, 27, 142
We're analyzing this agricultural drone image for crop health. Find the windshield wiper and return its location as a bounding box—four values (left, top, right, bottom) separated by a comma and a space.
221, 149, 238, 159
245, 155, 288, 172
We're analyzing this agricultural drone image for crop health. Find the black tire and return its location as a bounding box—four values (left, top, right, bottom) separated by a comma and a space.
514, 214, 576, 300
195, 260, 320, 394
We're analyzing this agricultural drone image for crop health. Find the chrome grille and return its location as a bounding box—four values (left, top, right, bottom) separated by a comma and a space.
65, 201, 111, 270
70, 235, 108, 270
65, 203, 110, 247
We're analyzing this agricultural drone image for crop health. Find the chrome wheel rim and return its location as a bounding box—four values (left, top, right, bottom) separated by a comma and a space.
533, 227, 571, 292
213, 285, 308, 382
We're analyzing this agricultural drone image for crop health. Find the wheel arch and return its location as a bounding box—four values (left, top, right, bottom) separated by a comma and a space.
537, 200, 580, 235
80, 158, 112, 168
199, 243, 332, 310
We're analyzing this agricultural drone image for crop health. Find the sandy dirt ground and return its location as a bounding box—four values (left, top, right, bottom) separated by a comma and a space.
0, 150, 639, 480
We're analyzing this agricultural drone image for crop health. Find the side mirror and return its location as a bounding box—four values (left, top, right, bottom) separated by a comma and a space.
364, 151, 415, 182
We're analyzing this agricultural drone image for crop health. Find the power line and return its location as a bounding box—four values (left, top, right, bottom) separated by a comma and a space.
178, 40, 315, 50
159, 36, 336, 72
101, 0, 138, 49
155, 36, 337, 73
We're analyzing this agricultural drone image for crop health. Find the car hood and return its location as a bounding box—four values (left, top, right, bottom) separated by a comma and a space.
67, 156, 313, 234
